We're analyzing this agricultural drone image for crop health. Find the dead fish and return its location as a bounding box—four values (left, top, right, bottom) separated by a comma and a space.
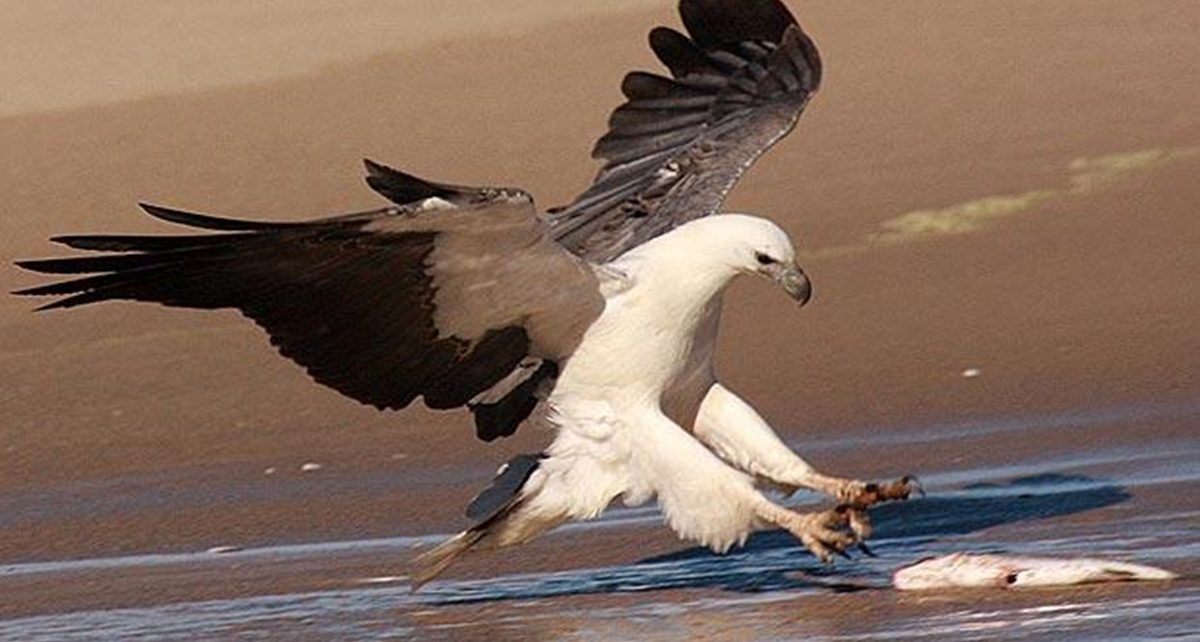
893, 553, 1178, 590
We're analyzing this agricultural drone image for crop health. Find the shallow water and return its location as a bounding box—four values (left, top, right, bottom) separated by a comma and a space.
1, 401, 1197, 641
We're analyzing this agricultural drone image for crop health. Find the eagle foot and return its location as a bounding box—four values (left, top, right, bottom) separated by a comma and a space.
827, 475, 922, 544
776, 505, 861, 564
835, 474, 923, 508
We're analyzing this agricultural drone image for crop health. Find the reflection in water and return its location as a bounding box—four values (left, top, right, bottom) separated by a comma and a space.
430, 474, 1132, 604
1, 409, 1197, 641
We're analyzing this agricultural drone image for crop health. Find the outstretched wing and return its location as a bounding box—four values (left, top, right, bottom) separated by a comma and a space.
15, 163, 603, 440
547, 0, 821, 262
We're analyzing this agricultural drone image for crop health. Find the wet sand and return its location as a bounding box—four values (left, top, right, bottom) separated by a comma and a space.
2, 403, 1197, 639
1, 0, 1198, 639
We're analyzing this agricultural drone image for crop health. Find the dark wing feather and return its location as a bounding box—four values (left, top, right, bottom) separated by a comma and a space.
547, 0, 822, 262
15, 182, 602, 438
362, 158, 528, 209
468, 359, 558, 441
465, 453, 546, 523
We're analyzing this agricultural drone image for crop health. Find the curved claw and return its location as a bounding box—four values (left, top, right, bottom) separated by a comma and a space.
903, 474, 927, 498
846, 505, 873, 540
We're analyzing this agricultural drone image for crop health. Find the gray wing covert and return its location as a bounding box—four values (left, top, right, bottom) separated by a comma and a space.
16, 162, 603, 440
547, 0, 822, 262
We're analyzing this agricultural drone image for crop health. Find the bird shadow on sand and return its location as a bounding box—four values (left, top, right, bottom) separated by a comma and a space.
422, 473, 1130, 604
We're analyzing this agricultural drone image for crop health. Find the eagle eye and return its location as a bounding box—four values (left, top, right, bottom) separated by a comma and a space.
755, 252, 776, 266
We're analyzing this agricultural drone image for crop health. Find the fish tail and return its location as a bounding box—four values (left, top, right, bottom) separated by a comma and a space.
1098, 561, 1179, 582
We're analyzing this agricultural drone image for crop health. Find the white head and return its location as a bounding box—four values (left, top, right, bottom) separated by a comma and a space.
621, 214, 813, 305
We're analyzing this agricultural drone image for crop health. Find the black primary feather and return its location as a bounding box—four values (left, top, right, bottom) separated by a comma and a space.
14, 202, 532, 419
548, 0, 822, 262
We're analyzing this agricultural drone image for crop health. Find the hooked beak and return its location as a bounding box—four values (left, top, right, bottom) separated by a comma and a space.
777, 262, 813, 306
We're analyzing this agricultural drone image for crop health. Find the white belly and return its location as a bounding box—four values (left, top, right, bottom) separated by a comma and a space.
551, 279, 722, 420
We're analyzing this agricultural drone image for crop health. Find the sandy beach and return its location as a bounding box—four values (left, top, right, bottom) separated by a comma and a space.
1, 0, 1197, 639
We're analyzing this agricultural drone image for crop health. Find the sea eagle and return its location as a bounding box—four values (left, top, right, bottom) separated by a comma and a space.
15, 0, 916, 586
